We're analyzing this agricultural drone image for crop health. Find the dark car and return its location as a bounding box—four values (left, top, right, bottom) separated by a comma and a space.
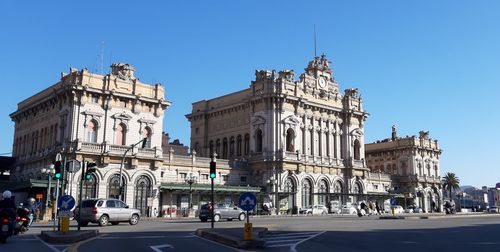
199, 203, 246, 222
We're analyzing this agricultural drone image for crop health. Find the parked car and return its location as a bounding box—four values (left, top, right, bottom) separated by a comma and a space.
75, 199, 141, 227
340, 204, 358, 215
329, 201, 342, 214
404, 207, 414, 214
391, 205, 404, 214
199, 203, 246, 222
301, 205, 328, 215
488, 206, 498, 213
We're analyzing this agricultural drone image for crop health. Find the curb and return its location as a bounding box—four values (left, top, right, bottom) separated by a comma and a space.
195, 227, 267, 249
40, 230, 99, 244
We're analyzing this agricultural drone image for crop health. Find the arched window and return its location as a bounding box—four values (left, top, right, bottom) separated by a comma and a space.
286, 128, 295, 152
434, 165, 438, 177
82, 173, 98, 199
222, 138, 228, 159
255, 129, 263, 153
108, 174, 126, 200
283, 178, 295, 213
426, 164, 431, 176
236, 135, 242, 156
142, 127, 152, 148
134, 175, 152, 216
353, 139, 360, 160
418, 163, 422, 176
244, 134, 250, 155
352, 181, 363, 203
216, 139, 221, 157
209, 141, 214, 157
86, 120, 98, 143
194, 142, 200, 154
318, 179, 328, 205
115, 123, 127, 145
301, 179, 312, 208
229, 136, 235, 157
333, 180, 343, 203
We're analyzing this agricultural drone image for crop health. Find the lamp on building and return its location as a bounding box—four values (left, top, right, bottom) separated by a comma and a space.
41, 164, 55, 219
185, 172, 198, 216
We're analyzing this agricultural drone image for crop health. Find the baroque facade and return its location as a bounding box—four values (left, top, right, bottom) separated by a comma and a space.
187, 55, 389, 213
365, 126, 443, 212
9, 64, 256, 218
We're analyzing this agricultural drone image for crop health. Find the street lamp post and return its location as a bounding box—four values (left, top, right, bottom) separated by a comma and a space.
119, 138, 148, 201
41, 164, 55, 220
267, 177, 277, 215
185, 172, 198, 217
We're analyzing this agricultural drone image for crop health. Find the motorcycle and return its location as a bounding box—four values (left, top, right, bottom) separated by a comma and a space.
0, 209, 14, 244
14, 207, 30, 235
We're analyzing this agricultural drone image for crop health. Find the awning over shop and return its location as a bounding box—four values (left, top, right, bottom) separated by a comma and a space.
0, 179, 55, 191
160, 182, 262, 193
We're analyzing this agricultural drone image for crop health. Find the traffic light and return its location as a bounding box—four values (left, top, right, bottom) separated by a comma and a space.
85, 162, 97, 180
141, 137, 148, 148
54, 161, 62, 179
209, 161, 216, 179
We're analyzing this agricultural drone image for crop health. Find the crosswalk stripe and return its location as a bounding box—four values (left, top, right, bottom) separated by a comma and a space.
265, 235, 314, 240
267, 243, 297, 247
266, 232, 320, 237
266, 239, 303, 244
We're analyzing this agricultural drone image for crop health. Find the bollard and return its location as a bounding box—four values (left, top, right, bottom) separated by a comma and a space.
244, 223, 252, 241
60, 217, 70, 234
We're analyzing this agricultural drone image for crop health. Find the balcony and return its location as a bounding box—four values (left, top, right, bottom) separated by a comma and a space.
74, 139, 158, 158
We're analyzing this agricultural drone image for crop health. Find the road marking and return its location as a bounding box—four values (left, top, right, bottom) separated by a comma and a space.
67, 234, 103, 252
194, 234, 245, 252
266, 232, 320, 237
290, 231, 325, 252
98, 234, 195, 239
399, 241, 419, 244
34, 234, 64, 252
150, 243, 174, 251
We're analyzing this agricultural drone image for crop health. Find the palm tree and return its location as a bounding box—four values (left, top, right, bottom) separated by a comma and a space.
442, 172, 460, 200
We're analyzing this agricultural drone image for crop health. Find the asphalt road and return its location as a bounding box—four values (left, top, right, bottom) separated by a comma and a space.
2, 214, 500, 252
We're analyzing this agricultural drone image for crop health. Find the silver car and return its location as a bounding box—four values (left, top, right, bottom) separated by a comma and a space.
76, 199, 141, 227
199, 203, 246, 222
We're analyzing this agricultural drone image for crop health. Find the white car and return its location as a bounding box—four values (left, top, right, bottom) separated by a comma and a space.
341, 205, 358, 215
303, 204, 328, 215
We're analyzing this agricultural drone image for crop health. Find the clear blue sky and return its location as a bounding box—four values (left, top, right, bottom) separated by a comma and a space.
1, 1, 499, 188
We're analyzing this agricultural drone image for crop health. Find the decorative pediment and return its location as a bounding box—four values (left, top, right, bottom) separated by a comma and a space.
82, 110, 104, 117
350, 128, 364, 137
251, 116, 266, 126
138, 118, 156, 124
282, 115, 300, 126
112, 112, 133, 121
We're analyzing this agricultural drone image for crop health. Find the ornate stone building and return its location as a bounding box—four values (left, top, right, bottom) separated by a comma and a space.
187, 55, 382, 213
365, 126, 443, 212
9, 64, 256, 218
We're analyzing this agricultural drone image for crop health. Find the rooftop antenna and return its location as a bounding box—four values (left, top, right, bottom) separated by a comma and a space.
314, 24, 317, 57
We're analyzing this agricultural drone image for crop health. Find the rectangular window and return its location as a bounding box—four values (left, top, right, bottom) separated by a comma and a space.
201, 174, 209, 180
91, 95, 99, 104
180, 173, 187, 180
240, 176, 247, 183
222, 175, 228, 182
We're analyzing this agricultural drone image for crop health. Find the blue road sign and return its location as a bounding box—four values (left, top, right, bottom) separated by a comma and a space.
238, 192, 257, 212
58, 195, 76, 211
390, 197, 397, 206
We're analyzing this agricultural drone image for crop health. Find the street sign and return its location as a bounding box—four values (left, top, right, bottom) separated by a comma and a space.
58, 195, 76, 211
57, 210, 74, 218
390, 197, 397, 206
66, 160, 81, 173
238, 192, 257, 212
